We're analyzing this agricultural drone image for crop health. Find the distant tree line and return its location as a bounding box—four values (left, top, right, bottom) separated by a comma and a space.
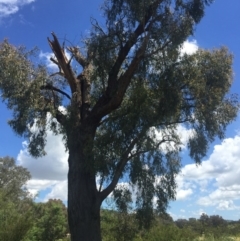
101, 209, 240, 241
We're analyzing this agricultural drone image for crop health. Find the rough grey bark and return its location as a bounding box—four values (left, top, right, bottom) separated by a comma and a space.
68, 150, 102, 241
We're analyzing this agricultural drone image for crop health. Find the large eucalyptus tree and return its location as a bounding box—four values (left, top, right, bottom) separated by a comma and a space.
0, 0, 239, 240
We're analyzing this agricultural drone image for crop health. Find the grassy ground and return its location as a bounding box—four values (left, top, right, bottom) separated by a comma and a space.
197, 236, 240, 241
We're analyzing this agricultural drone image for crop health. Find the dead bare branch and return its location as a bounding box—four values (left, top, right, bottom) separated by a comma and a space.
48, 32, 77, 94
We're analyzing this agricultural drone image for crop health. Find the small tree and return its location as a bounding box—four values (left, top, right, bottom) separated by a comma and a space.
0, 1, 239, 240
24, 199, 68, 241
0, 157, 33, 241
0, 156, 31, 200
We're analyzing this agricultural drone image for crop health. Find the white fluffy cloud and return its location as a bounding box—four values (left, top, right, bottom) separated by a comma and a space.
17, 129, 68, 201
44, 180, 67, 202
176, 187, 193, 200
176, 135, 240, 210
0, 0, 34, 18
180, 39, 198, 56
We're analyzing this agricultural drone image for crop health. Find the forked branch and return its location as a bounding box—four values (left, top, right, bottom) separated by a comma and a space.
67, 46, 88, 68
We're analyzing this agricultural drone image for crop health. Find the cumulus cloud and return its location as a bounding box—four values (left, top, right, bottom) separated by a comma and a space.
180, 39, 198, 56
176, 135, 240, 210
18, 133, 68, 180
176, 187, 193, 200
17, 128, 68, 201
26, 179, 59, 197
0, 0, 34, 18
44, 180, 67, 202
175, 171, 196, 201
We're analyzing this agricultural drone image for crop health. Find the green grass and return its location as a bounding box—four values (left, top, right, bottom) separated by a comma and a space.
195, 234, 239, 241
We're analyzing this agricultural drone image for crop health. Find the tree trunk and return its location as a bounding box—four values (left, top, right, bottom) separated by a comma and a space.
68, 149, 102, 241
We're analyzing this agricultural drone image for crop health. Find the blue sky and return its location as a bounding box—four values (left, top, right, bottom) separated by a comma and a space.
0, 0, 240, 221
